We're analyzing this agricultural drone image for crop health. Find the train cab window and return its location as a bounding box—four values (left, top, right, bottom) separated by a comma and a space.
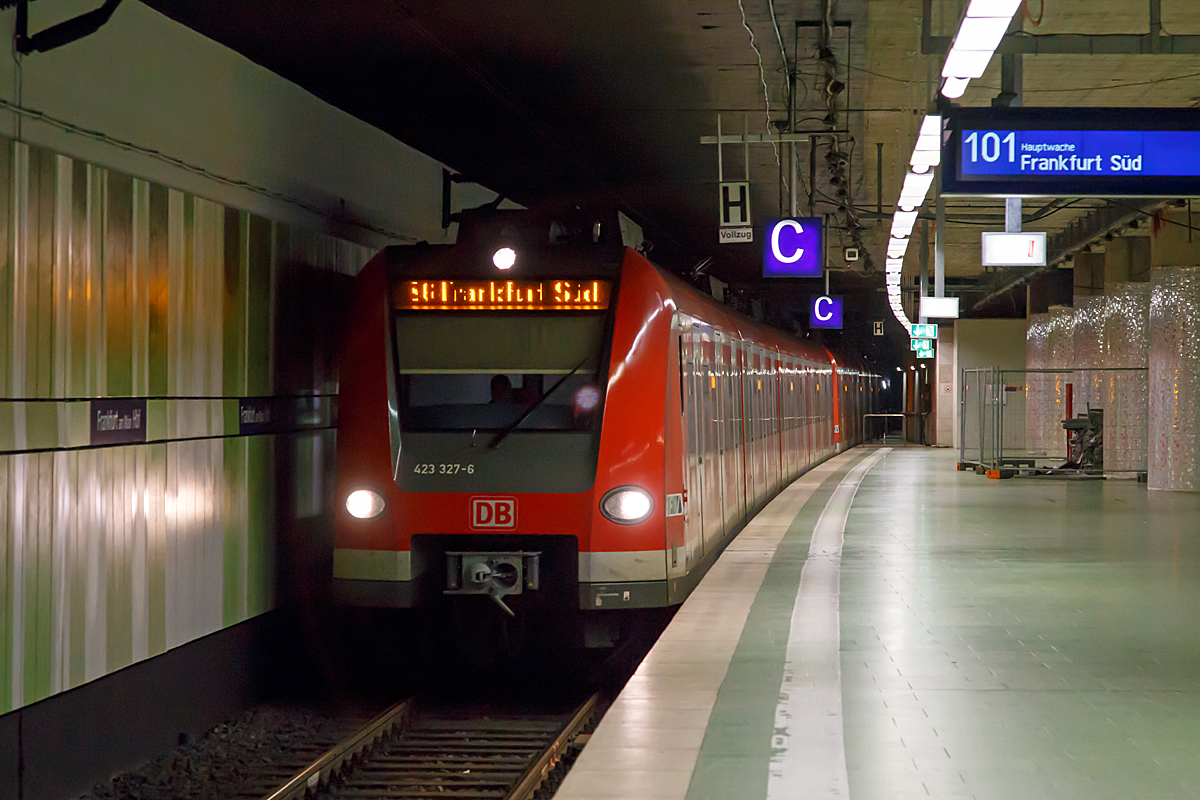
393, 313, 608, 432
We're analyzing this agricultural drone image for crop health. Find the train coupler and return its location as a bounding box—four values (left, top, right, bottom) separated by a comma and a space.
444, 551, 541, 615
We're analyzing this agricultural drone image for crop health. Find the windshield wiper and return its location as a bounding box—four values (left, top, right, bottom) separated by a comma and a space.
487, 356, 591, 450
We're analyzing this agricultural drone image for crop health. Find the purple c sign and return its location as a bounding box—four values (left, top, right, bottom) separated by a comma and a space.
763, 217, 823, 277
809, 295, 844, 329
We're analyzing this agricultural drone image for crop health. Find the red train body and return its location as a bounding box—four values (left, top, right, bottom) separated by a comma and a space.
332, 210, 880, 622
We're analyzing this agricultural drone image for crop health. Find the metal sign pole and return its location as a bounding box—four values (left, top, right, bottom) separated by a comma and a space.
716, 113, 723, 182
935, 191, 946, 298
823, 213, 830, 294
744, 113, 750, 182
919, 219, 929, 323
959, 366, 966, 465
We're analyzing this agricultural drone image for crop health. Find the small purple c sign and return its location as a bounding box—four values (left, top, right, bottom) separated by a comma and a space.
809, 295, 844, 329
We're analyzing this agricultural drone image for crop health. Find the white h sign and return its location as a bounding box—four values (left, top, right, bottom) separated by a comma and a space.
719, 182, 751, 227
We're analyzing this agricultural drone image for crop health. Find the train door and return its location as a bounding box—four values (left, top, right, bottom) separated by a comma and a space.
784, 359, 797, 479
729, 340, 739, 522
666, 314, 689, 582
699, 326, 724, 553
763, 352, 775, 493
777, 358, 787, 482
773, 353, 783, 491
769, 353, 781, 491
808, 364, 821, 461
755, 348, 768, 505
746, 346, 760, 508
799, 363, 812, 471
822, 367, 833, 455
678, 317, 705, 565
719, 334, 738, 533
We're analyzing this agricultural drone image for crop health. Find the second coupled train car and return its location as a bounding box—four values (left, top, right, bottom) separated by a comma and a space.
332, 208, 881, 635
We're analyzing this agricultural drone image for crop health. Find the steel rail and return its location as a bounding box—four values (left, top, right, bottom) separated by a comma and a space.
260, 698, 415, 800
503, 692, 602, 800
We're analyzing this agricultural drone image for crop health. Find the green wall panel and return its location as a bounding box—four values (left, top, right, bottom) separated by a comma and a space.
0, 136, 374, 713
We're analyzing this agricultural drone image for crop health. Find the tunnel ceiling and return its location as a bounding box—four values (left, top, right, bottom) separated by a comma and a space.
142, 0, 1200, 308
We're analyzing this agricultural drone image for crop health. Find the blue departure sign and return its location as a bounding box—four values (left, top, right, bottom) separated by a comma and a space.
960, 130, 1200, 178
942, 107, 1200, 197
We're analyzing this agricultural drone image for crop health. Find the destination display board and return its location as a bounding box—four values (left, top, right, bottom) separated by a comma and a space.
942, 107, 1200, 197
398, 279, 611, 311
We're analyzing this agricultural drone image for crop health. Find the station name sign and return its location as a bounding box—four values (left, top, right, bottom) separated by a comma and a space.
90, 398, 147, 446
943, 107, 1200, 197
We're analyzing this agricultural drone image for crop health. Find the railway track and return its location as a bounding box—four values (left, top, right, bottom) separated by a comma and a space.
259, 693, 602, 800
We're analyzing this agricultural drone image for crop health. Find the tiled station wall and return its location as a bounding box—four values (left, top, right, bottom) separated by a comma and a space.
0, 137, 373, 714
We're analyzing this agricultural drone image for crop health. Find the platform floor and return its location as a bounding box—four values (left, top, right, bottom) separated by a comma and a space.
558, 447, 1200, 800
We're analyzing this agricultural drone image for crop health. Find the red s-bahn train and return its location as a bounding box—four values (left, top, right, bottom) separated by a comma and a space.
332, 208, 881, 640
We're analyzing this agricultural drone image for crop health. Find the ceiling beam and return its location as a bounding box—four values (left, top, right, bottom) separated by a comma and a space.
969, 200, 1166, 311
921, 0, 1199, 56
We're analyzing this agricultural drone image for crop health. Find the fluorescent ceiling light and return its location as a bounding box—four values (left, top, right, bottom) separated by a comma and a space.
965, 0, 1023, 17
942, 47, 993, 79
956, 16, 1009, 51
941, 77, 970, 98
919, 115, 942, 137
901, 171, 935, 198
886, 257, 905, 271
891, 210, 919, 238
887, 238, 910, 258
914, 133, 940, 152
911, 148, 941, 169
886, 273, 901, 287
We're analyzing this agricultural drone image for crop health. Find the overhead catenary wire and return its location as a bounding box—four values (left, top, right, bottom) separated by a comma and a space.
736, 0, 784, 175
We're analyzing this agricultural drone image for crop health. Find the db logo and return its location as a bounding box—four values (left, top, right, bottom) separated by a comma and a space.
470, 496, 517, 530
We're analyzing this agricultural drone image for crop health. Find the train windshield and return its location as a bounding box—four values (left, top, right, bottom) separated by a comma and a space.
393, 313, 609, 432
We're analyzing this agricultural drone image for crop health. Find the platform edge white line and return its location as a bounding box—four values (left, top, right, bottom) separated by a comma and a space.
766, 447, 890, 800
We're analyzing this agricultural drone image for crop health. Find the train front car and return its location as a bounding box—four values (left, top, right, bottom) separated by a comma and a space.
332, 208, 668, 645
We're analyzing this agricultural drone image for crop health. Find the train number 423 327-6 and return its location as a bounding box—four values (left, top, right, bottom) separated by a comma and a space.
413, 463, 474, 475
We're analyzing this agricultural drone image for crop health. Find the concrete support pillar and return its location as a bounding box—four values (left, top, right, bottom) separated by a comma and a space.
935, 324, 954, 447
1148, 267, 1200, 490
1073, 297, 1105, 413
1073, 252, 1105, 299
1025, 313, 1053, 456
1101, 283, 1150, 474
1151, 211, 1200, 268
1104, 236, 1151, 284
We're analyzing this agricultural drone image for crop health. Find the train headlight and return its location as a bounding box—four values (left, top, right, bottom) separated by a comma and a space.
574, 385, 601, 412
492, 247, 516, 270
346, 488, 386, 520
600, 486, 654, 525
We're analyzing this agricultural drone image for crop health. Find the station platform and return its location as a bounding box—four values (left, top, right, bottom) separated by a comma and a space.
557, 446, 1200, 800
